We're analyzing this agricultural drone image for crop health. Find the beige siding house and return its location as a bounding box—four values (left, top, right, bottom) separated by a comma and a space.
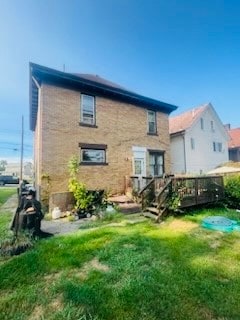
30, 63, 177, 202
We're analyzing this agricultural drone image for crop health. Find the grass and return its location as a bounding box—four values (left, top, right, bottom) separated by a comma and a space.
0, 187, 17, 242
0, 202, 240, 319
0, 187, 17, 206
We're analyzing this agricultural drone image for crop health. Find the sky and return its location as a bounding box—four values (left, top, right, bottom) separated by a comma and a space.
0, 0, 240, 162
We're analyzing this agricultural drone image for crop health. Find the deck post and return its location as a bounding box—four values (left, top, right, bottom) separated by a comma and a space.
195, 178, 198, 205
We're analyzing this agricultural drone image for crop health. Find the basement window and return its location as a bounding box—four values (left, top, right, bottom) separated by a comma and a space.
79, 143, 107, 165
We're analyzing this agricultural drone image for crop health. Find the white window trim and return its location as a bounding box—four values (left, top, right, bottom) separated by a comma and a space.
80, 94, 95, 125
81, 148, 106, 163
147, 110, 157, 134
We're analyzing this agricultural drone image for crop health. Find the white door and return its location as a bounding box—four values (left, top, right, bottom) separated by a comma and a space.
132, 147, 146, 190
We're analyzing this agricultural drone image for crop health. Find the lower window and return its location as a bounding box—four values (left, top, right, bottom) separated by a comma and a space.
82, 149, 105, 163
149, 152, 164, 176
79, 143, 107, 165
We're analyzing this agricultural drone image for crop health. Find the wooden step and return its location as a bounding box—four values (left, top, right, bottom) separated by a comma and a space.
145, 207, 159, 215
152, 202, 158, 207
143, 211, 158, 220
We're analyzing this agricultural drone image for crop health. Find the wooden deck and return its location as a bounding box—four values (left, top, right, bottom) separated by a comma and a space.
172, 176, 224, 208
131, 175, 224, 220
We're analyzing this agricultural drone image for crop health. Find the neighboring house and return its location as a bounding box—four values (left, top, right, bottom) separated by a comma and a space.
3, 161, 33, 180
29, 63, 177, 201
169, 103, 229, 175
227, 126, 240, 161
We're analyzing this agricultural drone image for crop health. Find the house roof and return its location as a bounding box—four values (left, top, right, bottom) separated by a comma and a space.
29, 63, 178, 131
169, 103, 209, 135
228, 128, 240, 149
73, 73, 128, 91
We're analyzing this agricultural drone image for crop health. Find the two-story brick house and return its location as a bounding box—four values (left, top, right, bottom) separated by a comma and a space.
30, 63, 177, 202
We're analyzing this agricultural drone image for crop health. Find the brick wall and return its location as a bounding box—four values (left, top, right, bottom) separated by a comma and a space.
35, 83, 171, 200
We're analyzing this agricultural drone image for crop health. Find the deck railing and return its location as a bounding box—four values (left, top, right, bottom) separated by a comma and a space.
131, 175, 224, 210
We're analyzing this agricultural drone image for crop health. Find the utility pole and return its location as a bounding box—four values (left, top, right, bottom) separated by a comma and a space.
20, 115, 24, 181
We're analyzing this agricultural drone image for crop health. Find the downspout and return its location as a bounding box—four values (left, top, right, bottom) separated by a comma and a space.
182, 133, 187, 174
32, 76, 41, 199
32, 76, 40, 89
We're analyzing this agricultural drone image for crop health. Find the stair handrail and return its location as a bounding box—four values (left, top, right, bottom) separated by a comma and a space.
156, 178, 172, 201
138, 178, 155, 196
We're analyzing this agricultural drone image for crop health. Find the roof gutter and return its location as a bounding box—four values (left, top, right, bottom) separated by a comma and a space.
30, 62, 178, 113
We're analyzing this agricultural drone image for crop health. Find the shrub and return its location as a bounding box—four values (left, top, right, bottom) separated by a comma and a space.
224, 175, 240, 208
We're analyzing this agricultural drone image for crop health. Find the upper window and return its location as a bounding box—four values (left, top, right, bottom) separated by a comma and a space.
200, 118, 204, 130
210, 120, 214, 132
191, 138, 195, 150
147, 110, 157, 134
81, 94, 95, 125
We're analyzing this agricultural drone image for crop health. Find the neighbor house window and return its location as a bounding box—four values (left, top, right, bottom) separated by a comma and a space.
149, 152, 164, 176
213, 142, 222, 152
211, 120, 214, 132
213, 142, 216, 152
191, 138, 195, 150
81, 94, 95, 125
218, 143, 222, 152
147, 110, 157, 134
200, 118, 204, 130
79, 143, 107, 165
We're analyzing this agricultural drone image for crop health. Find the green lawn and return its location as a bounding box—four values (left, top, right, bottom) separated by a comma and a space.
0, 187, 17, 242
0, 187, 17, 207
0, 206, 240, 320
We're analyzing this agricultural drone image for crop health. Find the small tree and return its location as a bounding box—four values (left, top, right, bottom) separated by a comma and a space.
0, 160, 7, 172
68, 156, 93, 211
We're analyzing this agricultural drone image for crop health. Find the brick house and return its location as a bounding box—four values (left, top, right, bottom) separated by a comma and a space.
29, 63, 177, 203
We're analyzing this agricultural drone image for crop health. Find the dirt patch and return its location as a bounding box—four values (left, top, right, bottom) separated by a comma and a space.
89, 257, 110, 272
123, 243, 136, 248
28, 305, 44, 320
167, 220, 198, 232
209, 241, 221, 249
43, 271, 62, 283
49, 296, 64, 310
74, 258, 110, 281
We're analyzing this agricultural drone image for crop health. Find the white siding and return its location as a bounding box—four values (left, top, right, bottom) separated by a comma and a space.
170, 105, 229, 175
170, 134, 186, 174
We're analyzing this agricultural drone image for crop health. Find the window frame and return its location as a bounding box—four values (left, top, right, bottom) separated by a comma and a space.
213, 142, 222, 153
210, 120, 214, 132
79, 143, 108, 165
147, 110, 157, 135
80, 94, 96, 126
148, 150, 164, 177
191, 137, 195, 150
200, 118, 204, 130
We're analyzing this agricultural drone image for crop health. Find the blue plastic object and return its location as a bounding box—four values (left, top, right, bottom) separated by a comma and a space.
202, 216, 240, 232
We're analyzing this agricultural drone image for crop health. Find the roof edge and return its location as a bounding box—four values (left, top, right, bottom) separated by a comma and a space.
29, 62, 178, 130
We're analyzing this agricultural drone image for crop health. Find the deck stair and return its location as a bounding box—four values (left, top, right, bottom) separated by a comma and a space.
138, 175, 225, 222
107, 195, 141, 214
141, 177, 172, 222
